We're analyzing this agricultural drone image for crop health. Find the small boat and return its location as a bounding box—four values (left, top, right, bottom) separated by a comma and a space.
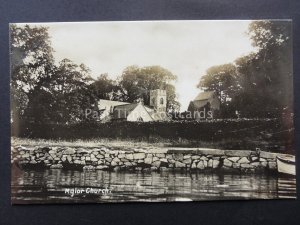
276, 155, 296, 176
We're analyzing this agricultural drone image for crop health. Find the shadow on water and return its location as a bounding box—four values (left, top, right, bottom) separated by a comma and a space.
11, 167, 297, 204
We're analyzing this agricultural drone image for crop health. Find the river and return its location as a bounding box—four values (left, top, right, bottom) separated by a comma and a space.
11, 168, 296, 204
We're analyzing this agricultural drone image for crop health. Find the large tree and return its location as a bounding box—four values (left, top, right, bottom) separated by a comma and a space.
91, 74, 124, 101
10, 24, 55, 124
119, 65, 180, 111
198, 20, 292, 118
10, 24, 98, 124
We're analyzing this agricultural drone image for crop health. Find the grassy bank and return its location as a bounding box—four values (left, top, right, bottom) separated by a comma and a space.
12, 137, 241, 150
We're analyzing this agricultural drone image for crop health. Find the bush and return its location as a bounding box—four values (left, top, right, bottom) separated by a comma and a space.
11, 119, 294, 152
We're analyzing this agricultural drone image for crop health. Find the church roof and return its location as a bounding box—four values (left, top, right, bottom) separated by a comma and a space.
194, 91, 215, 101
98, 99, 129, 110
112, 103, 139, 119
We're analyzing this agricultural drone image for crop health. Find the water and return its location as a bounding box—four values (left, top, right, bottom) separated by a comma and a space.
11, 168, 297, 204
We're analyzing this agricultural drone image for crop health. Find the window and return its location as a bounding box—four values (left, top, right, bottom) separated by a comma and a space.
152, 98, 155, 105
160, 98, 164, 104
137, 117, 143, 122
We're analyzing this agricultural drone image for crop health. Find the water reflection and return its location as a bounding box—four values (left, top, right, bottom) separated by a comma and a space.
11, 168, 296, 204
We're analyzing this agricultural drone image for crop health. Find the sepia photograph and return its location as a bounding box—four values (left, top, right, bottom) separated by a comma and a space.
10, 20, 295, 204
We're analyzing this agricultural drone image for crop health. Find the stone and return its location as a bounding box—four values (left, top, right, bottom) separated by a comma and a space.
160, 167, 169, 171
96, 165, 109, 170
183, 158, 192, 164
238, 157, 250, 164
240, 164, 254, 169
197, 148, 225, 156
259, 151, 278, 159
166, 154, 173, 159
160, 158, 168, 163
85, 157, 91, 161
225, 150, 254, 157
175, 161, 186, 168
173, 153, 184, 161
133, 153, 146, 160
212, 159, 220, 168
48, 150, 57, 154
125, 154, 134, 160
207, 159, 213, 168
228, 157, 240, 163
77, 148, 90, 154
74, 160, 81, 164
21, 153, 30, 158
183, 154, 191, 159
50, 164, 63, 169
152, 161, 161, 168
232, 163, 240, 168
200, 156, 208, 161
105, 158, 112, 162
66, 155, 71, 162
124, 162, 132, 167
168, 159, 175, 164
259, 158, 267, 162
268, 162, 277, 169
191, 162, 197, 169
250, 162, 260, 167
113, 166, 121, 171
150, 156, 157, 161
96, 154, 104, 159
203, 160, 208, 167
144, 157, 153, 165
223, 159, 233, 167
111, 161, 118, 166
62, 148, 76, 155
83, 165, 95, 170
191, 155, 200, 160
118, 154, 125, 159
150, 167, 158, 171
156, 153, 165, 158
261, 161, 268, 167
197, 161, 205, 169
112, 157, 120, 162
250, 156, 259, 162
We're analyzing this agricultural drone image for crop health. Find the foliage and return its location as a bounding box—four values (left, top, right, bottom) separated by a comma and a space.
198, 21, 292, 118
10, 25, 97, 124
118, 65, 180, 112
13, 119, 293, 152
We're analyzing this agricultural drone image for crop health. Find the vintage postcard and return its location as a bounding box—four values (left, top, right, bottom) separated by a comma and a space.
10, 20, 295, 204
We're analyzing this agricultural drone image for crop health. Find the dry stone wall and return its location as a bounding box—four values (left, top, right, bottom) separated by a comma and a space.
11, 146, 284, 173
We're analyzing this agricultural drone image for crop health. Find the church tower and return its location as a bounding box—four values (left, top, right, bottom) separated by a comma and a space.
150, 89, 167, 112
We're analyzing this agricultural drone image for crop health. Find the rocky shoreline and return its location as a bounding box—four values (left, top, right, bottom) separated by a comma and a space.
11, 145, 289, 173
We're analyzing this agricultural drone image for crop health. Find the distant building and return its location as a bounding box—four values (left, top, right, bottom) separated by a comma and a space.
187, 91, 220, 120
98, 89, 170, 122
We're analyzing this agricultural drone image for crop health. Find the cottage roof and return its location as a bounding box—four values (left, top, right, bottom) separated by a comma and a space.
194, 91, 215, 101
191, 99, 210, 109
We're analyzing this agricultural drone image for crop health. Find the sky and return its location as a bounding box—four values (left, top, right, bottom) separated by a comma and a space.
27, 20, 255, 111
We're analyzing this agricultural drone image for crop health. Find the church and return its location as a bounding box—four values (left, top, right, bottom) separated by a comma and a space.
98, 89, 170, 122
